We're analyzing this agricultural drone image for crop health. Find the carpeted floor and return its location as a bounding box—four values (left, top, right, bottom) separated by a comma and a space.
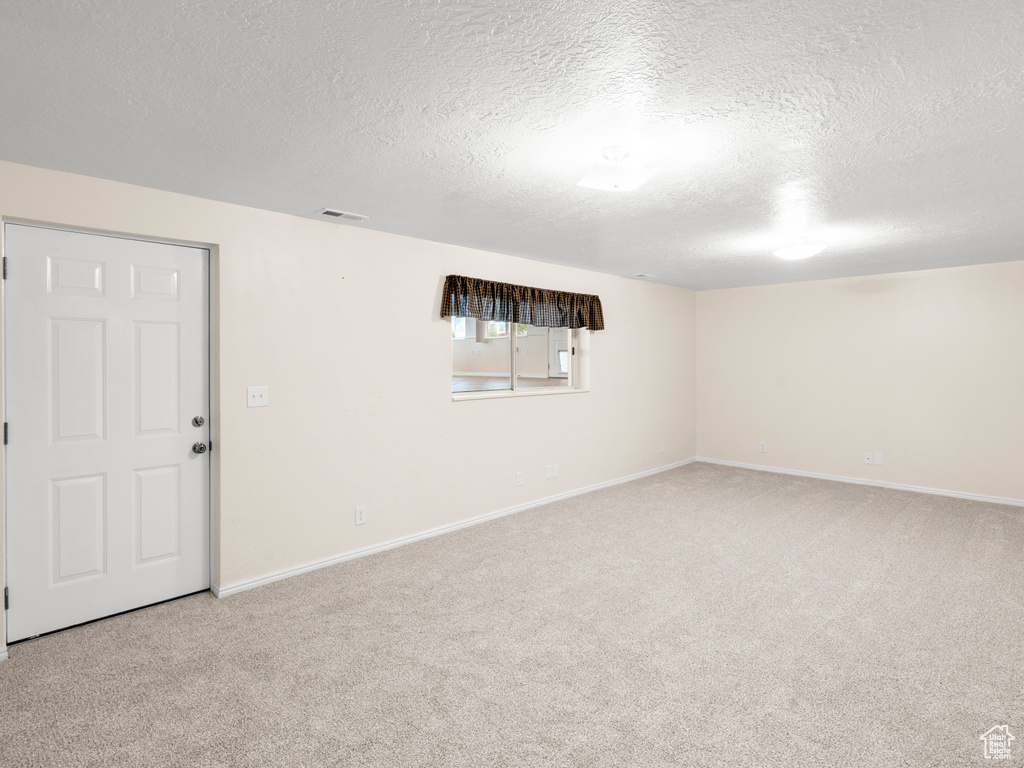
1, 463, 1022, 767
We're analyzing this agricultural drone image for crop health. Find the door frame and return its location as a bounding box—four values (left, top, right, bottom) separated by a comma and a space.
0, 218, 219, 651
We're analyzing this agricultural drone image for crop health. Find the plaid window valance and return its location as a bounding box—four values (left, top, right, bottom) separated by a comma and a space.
440, 274, 604, 331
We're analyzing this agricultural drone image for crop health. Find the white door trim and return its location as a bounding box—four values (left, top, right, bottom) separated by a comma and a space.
1, 218, 219, 653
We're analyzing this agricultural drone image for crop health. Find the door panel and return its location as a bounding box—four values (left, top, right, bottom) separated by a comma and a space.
48, 257, 105, 297
134, 322, 180, 434
131, 264, 178, 301
51, 318, 107, 441
5, 223, 210, 642
51, 473, 107, 583
133, 465, 181, 564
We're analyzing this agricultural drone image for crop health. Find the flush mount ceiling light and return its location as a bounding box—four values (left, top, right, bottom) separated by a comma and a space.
577, 147, 657, 192
773, 240, 827, 260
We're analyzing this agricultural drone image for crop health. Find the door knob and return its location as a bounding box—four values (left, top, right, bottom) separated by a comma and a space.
192, 442, 208, 454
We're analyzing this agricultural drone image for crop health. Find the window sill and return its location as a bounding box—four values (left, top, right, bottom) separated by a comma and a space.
451, 386, 589, 402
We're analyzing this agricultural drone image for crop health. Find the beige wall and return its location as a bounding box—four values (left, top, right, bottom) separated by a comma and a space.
0, 161, 698, 627
696, 262, 1024, 500
7, 158, 1019, 651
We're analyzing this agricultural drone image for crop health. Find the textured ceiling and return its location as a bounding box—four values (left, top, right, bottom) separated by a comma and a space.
3, 0, 1024, 289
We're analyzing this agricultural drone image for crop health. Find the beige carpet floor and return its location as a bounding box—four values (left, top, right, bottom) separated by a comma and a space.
1, 463, 1022, 767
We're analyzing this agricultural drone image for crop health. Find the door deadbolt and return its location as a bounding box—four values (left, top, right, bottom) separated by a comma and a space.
192, 416, 205, 427
192, 442, 208, 454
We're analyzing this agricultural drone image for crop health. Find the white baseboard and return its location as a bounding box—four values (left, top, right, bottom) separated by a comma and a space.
210, 582, 222, 598
0, 646, 8, 662
216, 458, 698, 598
698, 457, 1024, 507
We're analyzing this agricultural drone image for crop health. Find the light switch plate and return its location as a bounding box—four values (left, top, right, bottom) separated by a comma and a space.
247, 386, 269, 407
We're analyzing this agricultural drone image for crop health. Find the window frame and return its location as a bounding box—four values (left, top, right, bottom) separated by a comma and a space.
451, 322, 586, 401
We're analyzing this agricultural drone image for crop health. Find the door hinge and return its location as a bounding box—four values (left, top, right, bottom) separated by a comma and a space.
572, 346, 576, 356
3, 422, 6, 445
2, 256, 7, 279
4, 587, 8, 610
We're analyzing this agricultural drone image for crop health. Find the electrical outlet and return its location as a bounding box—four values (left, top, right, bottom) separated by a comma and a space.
760, 441, 767, 453
516, 471, 524, 487
552, 463, 558, 478
659, 443, 664, 454
355, 506, 367, 525
545, 464, 551, 479
864, 452, 873, 465
874, 453, 884, 466
247, 386, 269, 407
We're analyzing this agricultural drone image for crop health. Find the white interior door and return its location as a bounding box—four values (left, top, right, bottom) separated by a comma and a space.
548, 328, 569, 379
4, 223, 210, 642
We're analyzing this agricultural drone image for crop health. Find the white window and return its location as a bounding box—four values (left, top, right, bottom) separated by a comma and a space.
451, 316, 467, 340
451, 319, 577, 396
484, 321, 528, 339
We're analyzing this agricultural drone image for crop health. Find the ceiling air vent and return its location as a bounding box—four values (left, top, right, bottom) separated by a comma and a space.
317, 208, 368, 223
631, 273, 656, 280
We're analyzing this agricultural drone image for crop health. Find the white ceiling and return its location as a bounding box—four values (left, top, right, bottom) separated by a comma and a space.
3, 0, 1023, 289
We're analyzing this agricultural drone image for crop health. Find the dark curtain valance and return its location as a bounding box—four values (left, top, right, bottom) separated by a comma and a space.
440, 274, 604, 331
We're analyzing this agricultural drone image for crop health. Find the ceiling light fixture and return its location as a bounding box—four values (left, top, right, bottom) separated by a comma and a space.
773, 240, 827, 260
577, 147, 657, 192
